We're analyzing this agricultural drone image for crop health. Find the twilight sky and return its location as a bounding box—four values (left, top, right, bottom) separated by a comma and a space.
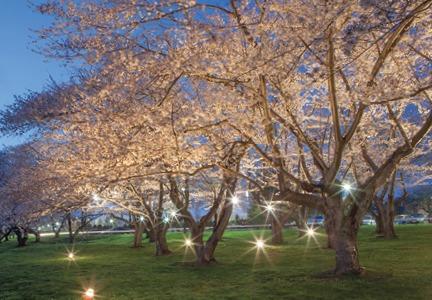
0, 1, 70, 148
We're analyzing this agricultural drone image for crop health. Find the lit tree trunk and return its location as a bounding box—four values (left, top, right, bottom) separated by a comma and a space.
146, 224, 156, 243
374, 172, 398, 239
270, 207, 292, 244
191, 226, 210, 265
334, 221, 362, 275
270, 212, 284, 244
324, 203, 338, 249
205, 198, 234, 261
296, 206, 308, 237
155, 224, 171, 256
325, 200, 363, 275
133, 221, 145, 248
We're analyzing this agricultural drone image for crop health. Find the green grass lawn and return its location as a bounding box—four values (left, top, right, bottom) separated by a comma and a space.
0, 225, 431, 300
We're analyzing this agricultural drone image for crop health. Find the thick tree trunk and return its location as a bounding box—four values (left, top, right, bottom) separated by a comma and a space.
382, 213, 396, 239
374, 211, 384, 235
375, 199, 397, 239
155, 226, 171, 256
13, 227, 28, 247
146, 224, 156, 243
204, 199, 234, 261
133, 222, 144, 248
153, 220, 172, 256
271, 208, 292, 244
191, 227, 212, 265
324, 216, 337, 249
270, 213, 284, 244
324, 200, 363, 275
334, 222, 362, 275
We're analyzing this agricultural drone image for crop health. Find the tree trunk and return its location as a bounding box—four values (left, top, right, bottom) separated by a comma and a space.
375, 198, 397, 239
67, 213, 74, 244
133, 222, 144, 248
191, 227, 212, 265
13, 227, 28, 247
374, 211, 384, 235
324, 199, 363, 275
145, 222, 156, 243
204, 198, 234, 261
334, 223, 362, 275
296, 206, 308, 237
155, 225, 171, 256
383, 193, 397, 239
270, 213, 284, 244
382, 211, 396, 239
324, 216, 337, 249
27, 228, 40, 243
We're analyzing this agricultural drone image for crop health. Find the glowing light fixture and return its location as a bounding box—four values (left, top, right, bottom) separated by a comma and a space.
306, 228, 316, 237
231, 195, 240, 205
67, 252, 75, 260
139, 216, 144, 222
184, 238, 193, 247
84, 288, 95, 299
265, 203, 274, 212
255, 239, 265, 249
342, 182, 352, 192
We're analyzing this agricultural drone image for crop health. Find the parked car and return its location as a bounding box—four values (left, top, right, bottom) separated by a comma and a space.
394, 215, 410, 225
307, 215, 324, 226
361, 215, 376, 226
408, 213, 426, 224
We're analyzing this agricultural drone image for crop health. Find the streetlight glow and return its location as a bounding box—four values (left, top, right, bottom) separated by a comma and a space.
67, 252, 75, 260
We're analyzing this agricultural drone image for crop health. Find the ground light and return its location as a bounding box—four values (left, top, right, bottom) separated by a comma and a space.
255, 239, 265, 249
67, 252, 75, 260
83, 288, 95, 299
184, 238, 193, 247
306, 227, 316, 237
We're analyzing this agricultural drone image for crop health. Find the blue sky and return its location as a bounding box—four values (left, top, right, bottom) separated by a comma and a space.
0, 1, 70, 148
